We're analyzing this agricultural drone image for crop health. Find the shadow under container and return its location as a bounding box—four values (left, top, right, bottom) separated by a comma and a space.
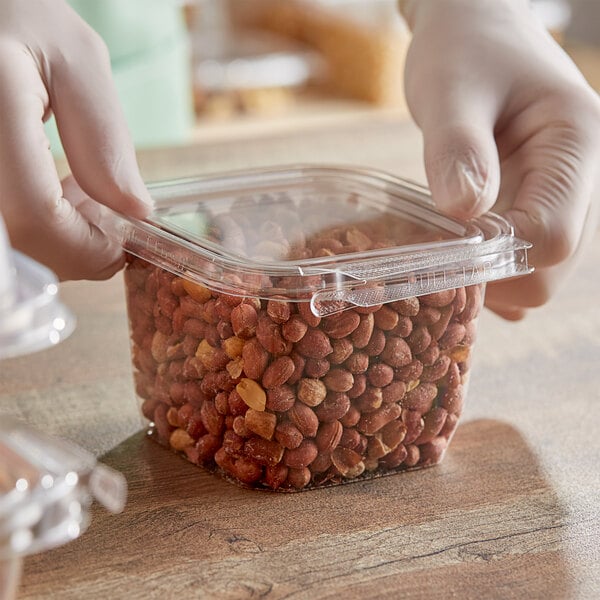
118, 166, 531, 491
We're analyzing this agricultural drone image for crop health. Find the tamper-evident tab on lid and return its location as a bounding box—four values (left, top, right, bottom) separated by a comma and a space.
115, 166, 532, 316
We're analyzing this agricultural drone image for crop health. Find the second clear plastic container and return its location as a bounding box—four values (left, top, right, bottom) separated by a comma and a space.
0, 417, 127, 599
115, 165, 532, 491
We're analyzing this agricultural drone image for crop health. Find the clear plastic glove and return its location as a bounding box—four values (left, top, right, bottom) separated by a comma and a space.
0, 0, 153, 281
399, 0, 600, 319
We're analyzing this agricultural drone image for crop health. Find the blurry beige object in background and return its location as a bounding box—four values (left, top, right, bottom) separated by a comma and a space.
186, 0, 322, 119
249, 0, 410, 107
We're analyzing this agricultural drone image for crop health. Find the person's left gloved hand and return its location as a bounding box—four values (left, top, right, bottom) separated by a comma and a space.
399, 0, 600, 319
0, 0, 153, 281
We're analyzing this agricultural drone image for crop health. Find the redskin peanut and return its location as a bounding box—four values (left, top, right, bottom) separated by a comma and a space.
241, 339, 269, 380
286, 466, 312, 490
321, 311, 361, 339
281, 315, 308, 342
244, 437, 284, 466
347, 373, 367, 400
329, 338, 354, 364
364, 328, 387, 357
297, 378, 327, 407
404, 382, 438, 414
296, 328, 333, 359
357, 403, 402, 435
289, 402, 319, 438
354, 386, 383, 413
262, 356, 295, 389
267, 299, 291, 324
304, 358, 330, 378
284, 439, 319, 468
315, 420, 343, 452
314, 392, 351, 422
373, 305, 399, 331
266, 385, 296, 412
275, 421, 304, 449
331, 447, 363, 477
381, 336, 412, 367
351, 314, 375, 348
323, 369, 354, 393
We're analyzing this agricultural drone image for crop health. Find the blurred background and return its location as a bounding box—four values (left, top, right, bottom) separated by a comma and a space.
46, 0, 600, 153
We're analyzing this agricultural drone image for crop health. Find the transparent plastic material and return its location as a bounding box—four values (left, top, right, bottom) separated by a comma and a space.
0, 212, 75, 360
187, 0, 321, 110
1, 217, 123, 596
0, 417, 126, 598
117, 165, 532, 491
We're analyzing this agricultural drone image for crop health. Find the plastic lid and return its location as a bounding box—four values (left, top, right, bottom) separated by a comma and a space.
0, 417, 127, 560
0, 216, 75, 360
112, 165, 533, 316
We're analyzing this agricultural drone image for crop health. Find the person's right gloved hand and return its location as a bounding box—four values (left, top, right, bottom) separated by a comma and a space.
0, 0, 153, 281
399, 0, 600, 320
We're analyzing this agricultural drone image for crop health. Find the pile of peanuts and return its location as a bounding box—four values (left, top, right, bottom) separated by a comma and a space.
125, 205, 482, 491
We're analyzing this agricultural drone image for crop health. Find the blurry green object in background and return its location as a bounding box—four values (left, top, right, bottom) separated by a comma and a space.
68, 0, 185, 61
46, 0, 194, 155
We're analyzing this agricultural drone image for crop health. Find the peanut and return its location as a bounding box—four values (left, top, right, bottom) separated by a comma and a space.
266, 385, 296, 412
231, 303, 258, 339
284, 439, 319, 468
262, 356, 295, 388
267, 299, 291, 324
381, 336, 412, 368
275, 421, 304, 449
297, 378, 327, 407
281, 315, 308, 342
244, 409, 277, 440
314, 392, 351, 422
244, 437, 284, 466
357, 403, 402, 435
170, 428, 194, 451
322, 368, 354, 393
286, 467, 312, 490
351, 313, 375, 348
241, 339, 269, 380
363, 328, 387, 357
295, 328, 333, 359
321, 311, 361, 339
289, 402, 319, 438
404, 382, 438, 414
315, 420, 343, 452
331, 447, 363, 477
304, 358, 331, 378
183, 280, 212, 304
236, 378, 267, 411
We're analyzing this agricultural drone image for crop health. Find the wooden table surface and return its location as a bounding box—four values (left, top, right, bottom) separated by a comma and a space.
2, 117, 600, 600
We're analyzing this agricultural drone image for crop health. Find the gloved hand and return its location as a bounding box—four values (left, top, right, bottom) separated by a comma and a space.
399, 0, 600, 319
0, 0, 153, 281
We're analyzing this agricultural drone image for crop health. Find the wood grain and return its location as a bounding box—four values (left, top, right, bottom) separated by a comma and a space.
18, 421, 576, 600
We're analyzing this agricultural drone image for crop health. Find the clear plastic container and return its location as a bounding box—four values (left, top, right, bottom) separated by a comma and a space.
115, 165, 532, 491
0, 215, 124, 596
0, 417, 126, 599
0, 216, 75, 360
